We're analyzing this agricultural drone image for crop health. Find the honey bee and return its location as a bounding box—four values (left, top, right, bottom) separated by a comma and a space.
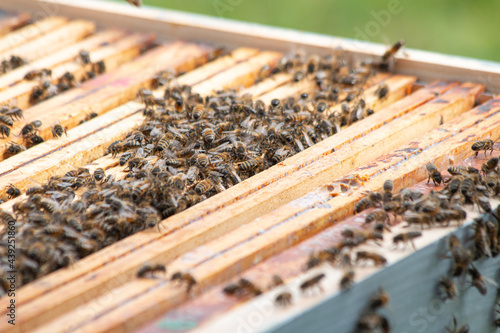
485, 220, 499, 256
392, 231, 422, 250
436, 276, 457, 302
355, 197, 376, 214
237, 156, 264, 172
5, 141, 26, 156
202, 128, 216, 144
2, 106, 23, 120
484, 174, 500, 195
375, 83, 389, 99
27, 133, 44, 146
0, 210, 16, 225
473, 194, 491, 213
125, 0, 142, 6
300, 273, 325, 294
137, 263, 166, 278
51, 121, 67, 138
377, 39, 405, 71
365, 209, 390, 225
0, 114, 13, 127
79, 50, 91, 64
92, 60, 106, 75
472, 138, 497, 157
25, 185, 45, 195
339, 269, 355, 290
426, 163, 443, 185
493, 302, 500, 327
304, 247, 339, 270
9, 55, 26, 69
20, 120, 42, 137
153, 70, 175, 88
275, 291, 292, 307
369, 287, 390, 310
356, 313, 390, 333
355, 251, 387, 266
269, 274, 284, 288
466, 265, 488, 296
6, 184, 21, 199
382, 179, 393, 202
194, 179, 215, 195
93, 168, 105, 182
293, 70, 304, 82
447, 165, 475, 176
444, 316, 469, 333
225, 278, 262, 297
24, 68, 51, 80
446, 235, 471, 277
171, 271, 197, 293
119, 152, 132, 166
481, 156, 499, 175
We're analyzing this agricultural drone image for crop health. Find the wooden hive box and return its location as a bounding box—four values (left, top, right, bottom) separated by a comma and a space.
0, 1, 499, 333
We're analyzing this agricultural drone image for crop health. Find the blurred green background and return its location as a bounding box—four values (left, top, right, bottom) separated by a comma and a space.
113, 0, 500, 62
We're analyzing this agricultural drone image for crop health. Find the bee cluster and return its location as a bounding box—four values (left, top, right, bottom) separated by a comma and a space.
27, 50, 106, 105
0, 55, 27, 74
0, 50, 100, 154
0, 46, 400, 292
294, 153, 499, 331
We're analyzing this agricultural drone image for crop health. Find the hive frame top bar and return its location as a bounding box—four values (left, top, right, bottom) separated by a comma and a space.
3, 0, 500, 92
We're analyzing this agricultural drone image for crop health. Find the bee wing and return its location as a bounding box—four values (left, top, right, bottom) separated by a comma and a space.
135, 148, 146, 158
294, 138, 305, 151
186, 166, 199, 179
302, 130, 314, 147
166, 166, 178, 175
149, 127, 164, 138
275, 122, 285, 131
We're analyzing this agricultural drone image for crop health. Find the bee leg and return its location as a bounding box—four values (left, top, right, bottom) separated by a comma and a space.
410, 240, 417, 251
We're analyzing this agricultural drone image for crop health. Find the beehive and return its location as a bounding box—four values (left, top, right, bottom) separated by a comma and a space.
0, 1, 499, 333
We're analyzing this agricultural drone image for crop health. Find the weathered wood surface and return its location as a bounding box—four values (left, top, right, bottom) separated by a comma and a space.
0, 16, 68, 52
190, 207, 500, 333
0, 46, 284, 323
0, 76, 421, 333
0, 42, 210, 162
190, 153, 500, 333
0, 20, 95, 62
175, 47, 260, 87
0, 33, 155, 109
0, 47, 261, 209
0, 29, 127, 90
0, 76, 420, 319
240, 72, 294, 98
0, 12, 30, 36
31, 84, 484, 332
71, 94, 499, 333
192, 51, 283, 96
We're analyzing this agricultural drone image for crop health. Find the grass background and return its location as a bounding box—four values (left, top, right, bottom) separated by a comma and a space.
111, 0, 500, 62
